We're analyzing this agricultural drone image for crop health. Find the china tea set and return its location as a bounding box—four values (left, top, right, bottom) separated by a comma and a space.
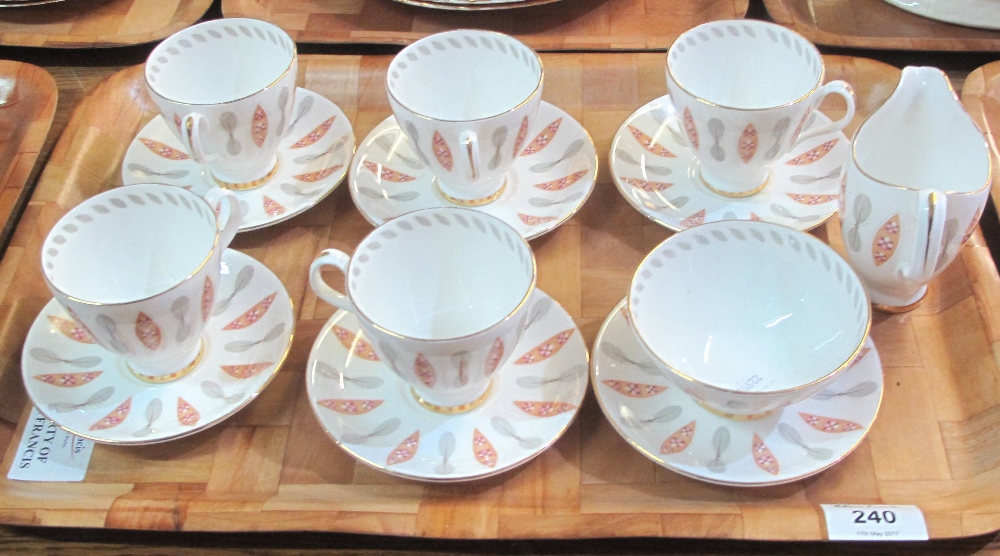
21, 18, 991, 485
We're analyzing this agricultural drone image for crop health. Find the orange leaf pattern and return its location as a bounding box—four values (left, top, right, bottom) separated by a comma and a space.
362, 160, 416, 183
683, 108, 699, 150
513, 401, 577, 417
263, 196, 286, 217
680, 209, 706, 228
251, 105, 268, 148
318, 399, 384, 415
332, 325, 380, 361
534, 170, 589, 191
484, 338, 504, 377
177, 397, 200, 426
628, 125, 675, 158
790, 111, 811, 145
293, 165, 344, 183
620, 177, 673, 192
387, 430, 420, 465
786, 139, 839, 165
872, 214, 901, 266
140, 138, 190, 160
201, 277, 214, 324
33, 371, 102, 387
515, 329, 574, 364
799, 412, 862, 433
89, 398, 132, 431
414, 353, 436, 388
660, 420, 696, 454
601, 379, 668, 398
432, 131, 454, 172
223, 292, 277, 330
750, 212, 762, 221
473, 428, 498, 468
752, 433, 779, 475
512, 116, 530, 158
787, 193, 838, 205
173, 113, 182, 132
220, 362, 272, 379
291, 116, 335, 149
135, 312, 162, 351
48, 316, 94, 344
738, 124, 759, 163
520, 118, 561, 156
518, 214, 558, 226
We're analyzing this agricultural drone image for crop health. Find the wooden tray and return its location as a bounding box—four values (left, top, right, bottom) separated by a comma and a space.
2, 53, 1000, 541
0, 0, 213, 48
0, 61, 55, 255
220, 0, 748, 51
765, 0, 1000, 51
961, 61, 1000, 227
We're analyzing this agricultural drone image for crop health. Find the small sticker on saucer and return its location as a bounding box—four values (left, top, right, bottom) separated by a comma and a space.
122, 88, 355, 231
306, 290, 589, 481
610, 95, 846, 232
592, 298, 883, 487
350, 101, 597, 240
22, 250, 294, 445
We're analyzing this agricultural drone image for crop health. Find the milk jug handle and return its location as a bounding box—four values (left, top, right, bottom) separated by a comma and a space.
793, 81, 856, 146
903, 190, 948, 284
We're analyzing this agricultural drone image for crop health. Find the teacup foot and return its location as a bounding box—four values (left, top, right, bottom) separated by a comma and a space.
212, 156, 280, 192
693, 397, 781, 421
434, 177, 507, 208
411, 380, 494, 415
127, 339, 206, 384
870, 285, 928, 314
696, 162, 770, 199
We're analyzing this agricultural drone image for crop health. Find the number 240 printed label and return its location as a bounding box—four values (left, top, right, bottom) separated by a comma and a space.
821, 504, 928, 541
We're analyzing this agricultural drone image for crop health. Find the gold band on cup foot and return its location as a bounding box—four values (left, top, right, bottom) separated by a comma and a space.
698, 171, 770, 199
212, 160, 280, 191
694, 397, 780, 421
872, 288, 928, 314
434, 179, 507, 207
127, 340, 206, 384
412, 380, 494, 415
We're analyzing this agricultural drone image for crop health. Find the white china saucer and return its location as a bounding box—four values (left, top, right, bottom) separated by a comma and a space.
883, 0, 1000, 31
122, 88, 355, 231
306, 290, 588, 482
610, 95, 848, 232
591, 298, 883, 487
22, 250, 295, 444
350, 102, 597, 240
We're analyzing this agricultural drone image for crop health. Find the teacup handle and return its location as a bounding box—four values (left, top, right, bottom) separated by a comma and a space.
310, 249, 356, 312
203, 187, 243, 249
181, 113, 220, 165
460, 131, 482, 181
792, 80, 856, 146
899, 190, 948, 284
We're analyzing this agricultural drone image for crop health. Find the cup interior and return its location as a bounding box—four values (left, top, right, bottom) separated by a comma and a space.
667, 21, 822, 109
387, 31, 542, 121
349, 208, 534, 340
43, 184, 219, 305
146, 19, 295, 105
629, 221, 868, 393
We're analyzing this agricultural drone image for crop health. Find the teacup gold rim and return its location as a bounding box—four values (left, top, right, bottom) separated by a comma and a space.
144, 18, 298, 108
849, 69, 992, 197
33, 287, 297, 446
590, 298, 884, 487
306, 307, 589, 482
626, 219, 873, 398
386, 30, 544, 124
347, 206, 538, 344
665, 20, 826, 113
43, 183, 226, 308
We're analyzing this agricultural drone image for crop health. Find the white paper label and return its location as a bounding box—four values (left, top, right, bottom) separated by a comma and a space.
821, 504, 928, 541
7, 407, 94, 482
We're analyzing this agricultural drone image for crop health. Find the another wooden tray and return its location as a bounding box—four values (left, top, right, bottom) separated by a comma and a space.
961, 61, 1000, 227
221, 0, 748, 50
765, 0, 1000, 51
0, 61, 55, 255
0, 0, 213, 48
1, 54, 1000, 541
